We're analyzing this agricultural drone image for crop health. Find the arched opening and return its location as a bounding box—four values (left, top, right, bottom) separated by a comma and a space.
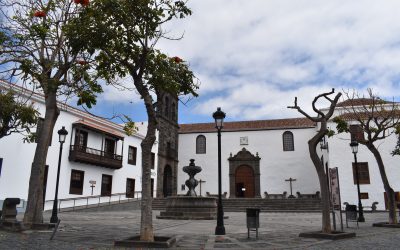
164, 96, 170, 118
163, 165, 173, 197
235, 165, 255, 198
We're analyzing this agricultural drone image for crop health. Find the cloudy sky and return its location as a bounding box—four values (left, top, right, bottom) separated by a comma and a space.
92, 0, 400, 124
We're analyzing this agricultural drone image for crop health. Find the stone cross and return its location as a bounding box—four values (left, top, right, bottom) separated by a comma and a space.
285, 177, 297, 198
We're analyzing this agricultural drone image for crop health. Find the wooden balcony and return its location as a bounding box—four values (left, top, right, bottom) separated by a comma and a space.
69, 145, 123, 170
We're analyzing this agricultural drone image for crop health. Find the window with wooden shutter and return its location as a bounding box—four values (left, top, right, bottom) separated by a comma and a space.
126, 178, 135, 198
69, 169, 84, 195
352, 162, 370, 184
128, 146, 137, 165
350, 124, 364, 142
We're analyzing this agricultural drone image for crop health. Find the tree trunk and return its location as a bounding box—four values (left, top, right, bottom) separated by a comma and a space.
367, 143, 398, 224
308, 122, 332, 233
139, 126, 156, 241
138, 86, 157, 241
23, 92, 60, 225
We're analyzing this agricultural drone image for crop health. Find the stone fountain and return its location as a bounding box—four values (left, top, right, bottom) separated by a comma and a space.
157, 159, 217, 220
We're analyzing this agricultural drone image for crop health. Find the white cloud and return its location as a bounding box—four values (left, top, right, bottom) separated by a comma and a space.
98, 0, 400, 121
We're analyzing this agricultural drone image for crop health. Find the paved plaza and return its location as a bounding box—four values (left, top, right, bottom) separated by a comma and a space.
0, 210, 399, 249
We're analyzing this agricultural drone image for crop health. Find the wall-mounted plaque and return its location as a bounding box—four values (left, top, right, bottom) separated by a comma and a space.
240, 136, 248, 145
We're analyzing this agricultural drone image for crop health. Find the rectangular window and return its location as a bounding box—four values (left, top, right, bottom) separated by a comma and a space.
128, 146, 137, 165
126, 178, 135, 198
69, 169, 84, 195
360, 192, 369, 199
104, 138, 115, 157
0, 158, 3, 176
352, 162, 370, 184
350, 124, 364, 142
151, 152, 156, 169
101, 174, 113, 196
74, 130, 88, 148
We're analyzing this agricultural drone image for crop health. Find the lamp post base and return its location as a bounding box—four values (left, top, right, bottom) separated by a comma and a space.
50, 215, 58, 224
215, 226, 226, 235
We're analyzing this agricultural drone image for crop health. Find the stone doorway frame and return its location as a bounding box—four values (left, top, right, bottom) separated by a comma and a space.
228, 148, 261, 198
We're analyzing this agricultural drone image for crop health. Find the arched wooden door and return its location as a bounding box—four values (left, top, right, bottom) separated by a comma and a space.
235, 165, 255, 198
163, 165, 173, 197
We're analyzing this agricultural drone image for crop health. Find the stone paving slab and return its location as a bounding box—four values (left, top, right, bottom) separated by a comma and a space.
0, 211, 399, 249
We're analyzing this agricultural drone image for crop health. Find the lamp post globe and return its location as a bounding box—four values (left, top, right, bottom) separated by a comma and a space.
58, 126, 68, 143
349, 140, 365, 222
50, 126, 68, 223
213, 107, 226, 235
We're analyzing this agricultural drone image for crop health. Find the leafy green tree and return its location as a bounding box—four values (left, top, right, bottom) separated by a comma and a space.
0, 0, 102, 225
333, 90, 400, 224
68, 0, 198, 241
0, 89, 39, 139
288, 89, 342, 234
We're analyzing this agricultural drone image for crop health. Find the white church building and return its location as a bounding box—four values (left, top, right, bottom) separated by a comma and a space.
177, 102, 400, 210
1, 80, 399, 211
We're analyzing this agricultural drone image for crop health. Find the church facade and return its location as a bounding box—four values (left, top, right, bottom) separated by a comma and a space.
175, 103, 400, 211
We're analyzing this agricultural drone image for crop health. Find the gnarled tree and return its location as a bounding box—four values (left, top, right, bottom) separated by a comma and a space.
0, 0, 102, 225
333, 90, 400, 224
288, 89, 341, 233
68, 0, 198, 241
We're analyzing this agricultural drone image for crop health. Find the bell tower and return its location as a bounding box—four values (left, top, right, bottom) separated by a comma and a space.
156, 91, 179, 197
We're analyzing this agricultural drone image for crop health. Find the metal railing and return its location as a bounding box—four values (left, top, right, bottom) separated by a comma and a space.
44, 191, 142, 212
70, 145, 123, 161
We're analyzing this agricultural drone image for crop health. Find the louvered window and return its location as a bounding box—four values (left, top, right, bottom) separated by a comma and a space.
196, 135, 206, 154
282, 131, 294, 151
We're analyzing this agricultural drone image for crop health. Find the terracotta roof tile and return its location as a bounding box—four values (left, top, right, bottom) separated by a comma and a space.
73, 119, 125, 139
179, 117, 316, 134
335, 110, 400, 121
336, 98, 393, 107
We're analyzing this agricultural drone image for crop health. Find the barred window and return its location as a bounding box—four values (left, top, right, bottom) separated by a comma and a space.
282, 131, 294, 151
69, 169, 84, 195
196, 135, 206, 154
352, 162, 370, 184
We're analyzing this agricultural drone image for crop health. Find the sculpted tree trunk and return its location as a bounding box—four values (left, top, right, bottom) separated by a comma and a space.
24, 92, 59, 224
367, 143, 397, 223
288, 89, 341, 233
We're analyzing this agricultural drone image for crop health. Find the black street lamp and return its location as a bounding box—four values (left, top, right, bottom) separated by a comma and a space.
50, 126, 68, 224
349, 140, 365, 222
213, 107, 226, 235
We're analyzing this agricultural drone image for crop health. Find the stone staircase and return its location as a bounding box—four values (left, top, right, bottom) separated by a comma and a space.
152, 198, 322, 212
